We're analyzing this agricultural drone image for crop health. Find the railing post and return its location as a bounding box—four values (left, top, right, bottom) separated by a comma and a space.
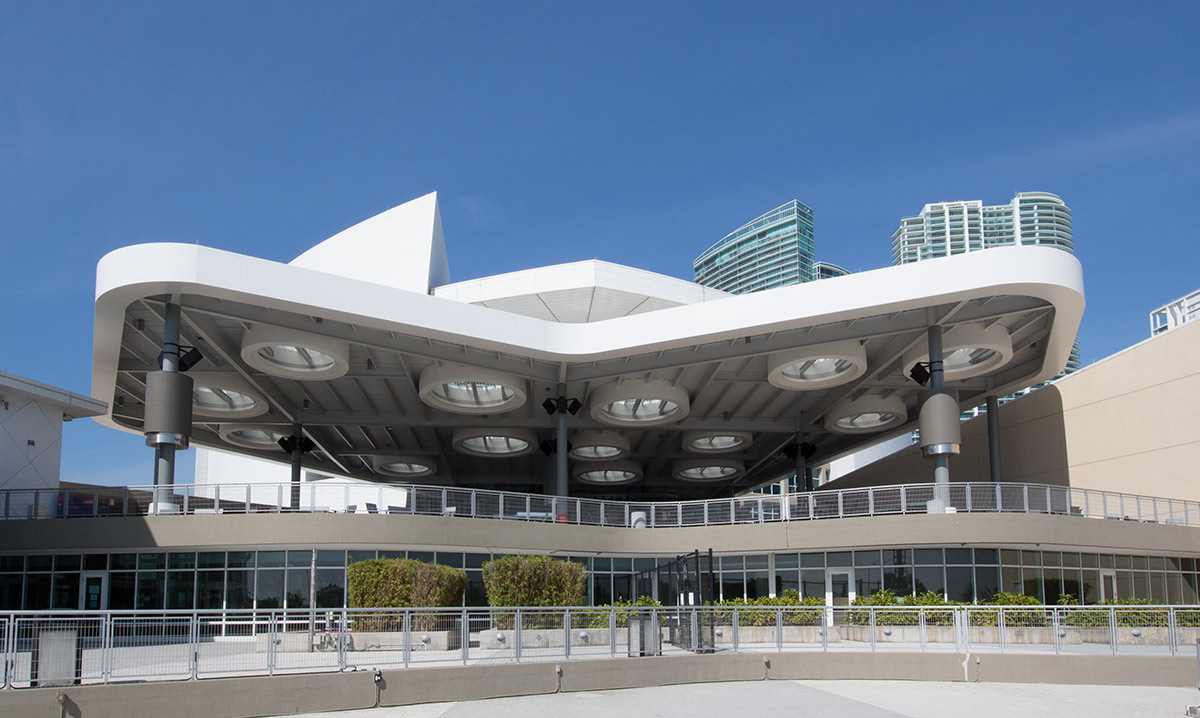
245, 485, 252, 514
403, 609, 411, 669
564, 608, 571, 660
93, 488, 100, 517
267, 612, 277, 676
900, 486, 907, 515
515, 610, 522, 662
995, 483, 1002, 513
1022, 485, 1029, 513
776, 608, 783, 652
732, 608, 739, 652
964, 483, 971, 512
868, 488, 875, 516
189, 611, 199, 680
609, 609, 616, 658
1169, 607, 1178, 656
919, 609, 927, 652
703, 501, 708, 526
869, 608, 877, 652
462, 608, 469, 665
677, 501, 683, 527
626, 502, 631, 527
1109, 607, 1118, 655
998, 608, 1006, 652
338, 610, 348, 671
1051, 607, 1061, 655
650, 504, 656, 528
837, 491, 844, 519
821, 608, 829, 652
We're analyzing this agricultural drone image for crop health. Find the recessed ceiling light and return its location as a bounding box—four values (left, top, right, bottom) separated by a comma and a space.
825, 395, 907, 434
902, 324, 1013, 382
673, 457, 745, 482
681, 430, 752, 454
188, 372, 268, 419
240, 325, 349, 381
767, 340, 867, 390
218, 424, 288, 450
574, 459, 643, 485
419, 364, 527, 415
451, 427, 537, 457
569, 430, 631, 461
371, 455, 436, 478
588, 379, 690, 427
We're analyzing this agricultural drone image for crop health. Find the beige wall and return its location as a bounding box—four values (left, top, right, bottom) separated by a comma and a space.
3, 510, 1199, 558
826, 320, 1200, 501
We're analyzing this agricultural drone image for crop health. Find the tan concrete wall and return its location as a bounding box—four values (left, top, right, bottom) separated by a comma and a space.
2, 653, 1194, 718
2, 510, 1199, 558
826, 320, 1200, 502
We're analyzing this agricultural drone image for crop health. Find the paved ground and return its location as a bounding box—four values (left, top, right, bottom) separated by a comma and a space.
288, 679, 1200, 718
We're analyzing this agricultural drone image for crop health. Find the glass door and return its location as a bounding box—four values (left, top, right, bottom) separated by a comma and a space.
1100, 570, 1117, 602
79, 572, 107, 610
825, 569, 855, 624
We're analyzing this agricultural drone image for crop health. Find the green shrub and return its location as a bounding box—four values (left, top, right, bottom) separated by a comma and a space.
346, 558, 466, 630
582, 596, 663, 628
713, 593, 824, 626
482, 555, 585, 629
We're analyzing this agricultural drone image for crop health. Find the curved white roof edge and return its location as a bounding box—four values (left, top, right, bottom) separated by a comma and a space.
433, 259, 731, 307
289, 191, 450, 293
92, 244, 1083, 427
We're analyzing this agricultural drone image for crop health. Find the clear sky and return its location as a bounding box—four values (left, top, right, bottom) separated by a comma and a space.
2, 1, 1198, 486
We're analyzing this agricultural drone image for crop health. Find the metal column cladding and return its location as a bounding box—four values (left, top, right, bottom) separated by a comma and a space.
143, 370, 194, 448
918, 388, 960, 457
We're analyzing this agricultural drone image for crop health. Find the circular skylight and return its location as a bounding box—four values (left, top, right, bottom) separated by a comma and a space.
588, 380, 690, 427
768, 340, 867, 391
902, 324, 1013, 382
187, 373, 268, 419
682, 430, 752, 454
420, 364, 526, 415
371, 455, 436, 478
569, 430, 631, 462
219, 424, 287, 450
452, 427, 537, 457
673, 458, 744, 482
574, 459, 642, 485
825, 395, 907, 435
240, 325, 350, 381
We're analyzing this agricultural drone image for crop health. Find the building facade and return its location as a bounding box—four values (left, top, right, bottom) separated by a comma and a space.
693, 201, 816, 294
1150, 288, 1200, 336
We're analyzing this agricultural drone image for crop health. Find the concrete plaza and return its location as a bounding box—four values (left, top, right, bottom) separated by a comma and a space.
290, 679, 1199, 718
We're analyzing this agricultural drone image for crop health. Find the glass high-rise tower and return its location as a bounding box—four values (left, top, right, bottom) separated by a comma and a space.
893, 191, 1080, 399
693, 200, 816, 294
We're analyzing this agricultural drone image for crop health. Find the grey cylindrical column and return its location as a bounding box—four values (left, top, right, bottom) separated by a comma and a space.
987, 395, 1002, 483
926, 324, 950, 511
146, 302, 189, 514
555, 384, 568, 499
290, 422, 303, 510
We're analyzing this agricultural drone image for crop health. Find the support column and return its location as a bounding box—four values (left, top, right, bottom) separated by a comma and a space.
918, 323, 960, 514
290, 421, 303, 510
987, 395, 1002, 483
144, 301, 192, 515
555, 383, 568, 499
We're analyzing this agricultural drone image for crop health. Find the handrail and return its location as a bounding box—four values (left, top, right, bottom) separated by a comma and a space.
2, 480, 1198, 529
1, 604, 1197, 688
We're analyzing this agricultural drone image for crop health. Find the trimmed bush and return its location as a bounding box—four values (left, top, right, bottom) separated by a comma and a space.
583, 595, 663, 628
347, 558, 466, 630
481, 555, 585, 607
714, 592, 824, 626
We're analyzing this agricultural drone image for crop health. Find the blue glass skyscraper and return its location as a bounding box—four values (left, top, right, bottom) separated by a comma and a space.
693, 201, 816, 294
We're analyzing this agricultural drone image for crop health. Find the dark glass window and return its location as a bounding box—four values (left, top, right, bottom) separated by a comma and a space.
1148, 556, 1165, 571
1081, 553, 1099, 568
346, 550, 375, 565
1082, 570, 1100, 604
855, 568, 881, 597
1042, 552, 1062, 567
167, 553, 195, 570
257, 551, 286, 568
914, 566, 944, 597
776, 570, 799, 596
52, 573, 80, 609
974, 567, 999, 602
1043, 568, 1063, 603
721, 573, 744, 601
1115, 555, 1132, 570
1131, 555, 1148, 571
800, 553, 825, 568
1100, 554, 1115, 569
826, 552, 852, 567
466, 571, 487, 606
1061, 552, 1080, 568
256, 570, 284, 609
1021, 551, 1040, 566
0, 575, 22, 609
612, 575, 630, 602
318, 550, 347, 567
137, 572, 164, 610
0, 556, 22, 571
945, 566, 974, 603
854, 551, 881, 567
198, 552, 225, 569
944, 549, 971, 565
226, 571, 254, 609
592, 575, 611, 605
914, 549, 942, 566
744, 555, 769, 570
197, 571, 224, 609
407, 551, 434, 564
228, 552, 255, 569
883, 549, 910, 566
109, 572, 135, 610
634, 558, 656, 571
801, 570, 824, 600
774, 553, 798, 569
1022, 567, 1043, 601
138, 553, 165, 571
1000, 550, 1020, 565
26, 555, 53, 572
883, 567, 913, 596
973, 549, 998, 565
315, 569, 345, 608
166, 572, 195, 610
54, 555, 82, 571
1061, 570, 1082, 604
721, 556, 743, 571
465, 554, 489, 570
286, 569, 310, 608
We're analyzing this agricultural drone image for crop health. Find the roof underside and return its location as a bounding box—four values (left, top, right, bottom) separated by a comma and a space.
98, 254, 1076, 501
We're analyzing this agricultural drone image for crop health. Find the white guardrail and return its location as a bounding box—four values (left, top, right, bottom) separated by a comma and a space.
2, 605, 1198, 688
2, 481, 1198, 529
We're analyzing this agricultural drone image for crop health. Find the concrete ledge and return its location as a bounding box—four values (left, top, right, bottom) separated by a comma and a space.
1, 652, 1196, 718
559, 654, 766, 692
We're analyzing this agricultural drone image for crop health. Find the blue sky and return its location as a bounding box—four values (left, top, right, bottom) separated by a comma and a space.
2, 1, 1198, 486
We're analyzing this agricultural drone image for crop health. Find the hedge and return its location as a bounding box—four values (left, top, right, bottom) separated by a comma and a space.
347, 558, 466, 630
482, 555, 585, 628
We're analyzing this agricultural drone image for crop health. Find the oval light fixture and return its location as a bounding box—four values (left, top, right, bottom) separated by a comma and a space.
240, 325, 350, 381
767, 340, 868, 391
672, 457, 745, 482
569, 430, 631, 461
902, 324, 1013, 382
188, 372, 269, 420
371, 455, 437, 479
218, 424, 288, 451
574, 459, 643, 486
588, 379, 690, 427
681, 430, 753, 454
824, 394, 907, 434
451, 427, 537, 457
419, 364, 527, 415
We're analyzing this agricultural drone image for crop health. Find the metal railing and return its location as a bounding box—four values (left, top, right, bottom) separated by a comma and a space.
3, 480, 1199, 529
2, 604, 1197, 688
